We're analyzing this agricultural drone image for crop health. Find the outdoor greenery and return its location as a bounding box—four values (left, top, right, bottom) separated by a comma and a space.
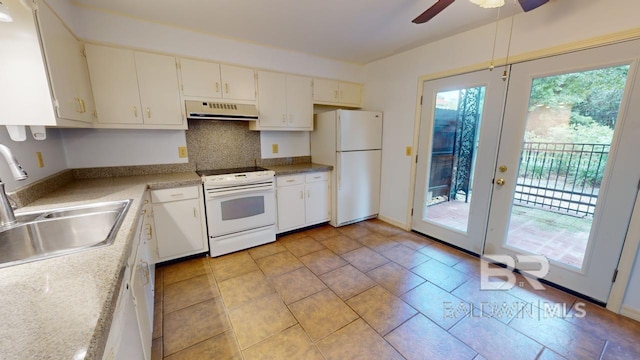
528, 65, 630, 129
518, 65, 629, 189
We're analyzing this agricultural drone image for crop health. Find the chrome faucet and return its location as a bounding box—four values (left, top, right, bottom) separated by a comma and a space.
0, 144, 28, 227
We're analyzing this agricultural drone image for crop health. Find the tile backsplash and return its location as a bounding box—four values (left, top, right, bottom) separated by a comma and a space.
186, 119, 261, 170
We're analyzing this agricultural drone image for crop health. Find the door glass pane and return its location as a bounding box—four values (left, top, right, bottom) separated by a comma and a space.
505, 65, 629, 268
423, 87, 485, 232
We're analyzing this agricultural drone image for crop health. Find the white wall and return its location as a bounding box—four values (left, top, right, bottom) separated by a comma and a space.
0, 127, 67, 192
260, 131, 310, 159
363, 0, 640, 227
623, 243, 640, 317
61, 129, 187, 168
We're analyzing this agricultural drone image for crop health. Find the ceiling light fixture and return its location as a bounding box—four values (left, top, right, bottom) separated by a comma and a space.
0, 1, 13, 22
470, 0, 506, 8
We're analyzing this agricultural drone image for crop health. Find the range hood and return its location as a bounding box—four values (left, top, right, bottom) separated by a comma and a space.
185, 100, 259, 121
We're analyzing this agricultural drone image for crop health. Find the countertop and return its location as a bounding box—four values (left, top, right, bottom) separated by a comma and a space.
264, 163, 333, 176
0, 172, 201, 360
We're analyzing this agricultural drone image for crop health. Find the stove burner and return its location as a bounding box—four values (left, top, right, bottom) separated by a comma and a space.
197, 166, 269, 177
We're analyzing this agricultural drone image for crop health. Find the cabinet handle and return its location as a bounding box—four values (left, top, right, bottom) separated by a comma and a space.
340, 90, 343, 99
216, 82, 220, 93
133, 106, 138, 117
145, 224, 152, 239
79, 98, 86, 113
334, 90, 338, 99
286, 179, 295, 183
307, 190, 310, 198
146, 107, 151, 118
170, 193, 184, 197
313, 176, 321, 179
282, 114, 286, 123
193, 207, 197, 218
140, 260, 150, 286
299, 190, 303, 199
225, 83, 229, 93
74, 98, 81, 113
288, 114, 293, 123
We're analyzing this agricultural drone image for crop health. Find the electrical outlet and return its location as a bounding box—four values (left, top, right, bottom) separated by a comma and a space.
178, 146, 188, 158
36, 152, 44, 168
272, 144, 279, 154
405, 146, 412, 156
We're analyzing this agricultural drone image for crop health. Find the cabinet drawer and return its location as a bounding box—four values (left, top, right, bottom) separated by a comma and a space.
305, 172, 329, 183
151, 186, 199, 203
277, 175, 305, 187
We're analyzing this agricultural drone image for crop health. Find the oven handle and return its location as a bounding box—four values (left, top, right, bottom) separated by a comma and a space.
206, 185, 274, 199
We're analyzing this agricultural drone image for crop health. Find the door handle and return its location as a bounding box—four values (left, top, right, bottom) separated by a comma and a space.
495, 178, 506, 186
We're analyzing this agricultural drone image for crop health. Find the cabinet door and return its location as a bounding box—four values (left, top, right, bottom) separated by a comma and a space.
305, 181, 330, 224
220, 64, 256, 101
180, 58, 222, 98
131, 234, 153, 360
152, 199, 206, 260
135, 52, 183, 125
36, 1, 94, 123
85, 45, 142, 124
313, 78, 339, 103
276, 184, 306, 232
257, 71, 287, 128
286, 75, 313, 129
339, 82, 362, 106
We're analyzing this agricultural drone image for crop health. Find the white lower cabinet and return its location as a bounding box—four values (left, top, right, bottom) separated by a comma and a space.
103, 212, 153, 360
150, 186, 208, 262
276, 172, 330, 233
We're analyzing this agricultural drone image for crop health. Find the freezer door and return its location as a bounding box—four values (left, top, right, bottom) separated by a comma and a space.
336, 150, 381, 225
337, 111, 382, 151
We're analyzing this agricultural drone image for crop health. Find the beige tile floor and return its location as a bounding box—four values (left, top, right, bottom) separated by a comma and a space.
151, 219, 640, 360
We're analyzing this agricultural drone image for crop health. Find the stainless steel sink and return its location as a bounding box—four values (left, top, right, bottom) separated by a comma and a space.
0, 199, 132, 268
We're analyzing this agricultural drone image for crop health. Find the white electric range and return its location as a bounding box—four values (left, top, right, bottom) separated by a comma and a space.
197, 167, 276, 257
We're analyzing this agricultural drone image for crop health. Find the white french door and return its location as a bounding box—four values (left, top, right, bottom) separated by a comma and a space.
412, 69, 507, 254
413, 39, 640, 302
484, 41, 640, 302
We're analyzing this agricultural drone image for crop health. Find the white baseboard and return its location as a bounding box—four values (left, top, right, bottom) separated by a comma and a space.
620, 305, 640, 322
376, 214, 410, 231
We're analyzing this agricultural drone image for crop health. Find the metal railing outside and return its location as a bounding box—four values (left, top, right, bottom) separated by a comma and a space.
514, 142, 610, 217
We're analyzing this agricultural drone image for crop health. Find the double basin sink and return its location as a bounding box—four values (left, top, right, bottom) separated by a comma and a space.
0, 199, 132, 269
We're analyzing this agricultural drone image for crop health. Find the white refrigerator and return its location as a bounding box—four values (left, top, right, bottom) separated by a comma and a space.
310, 109, 382, 227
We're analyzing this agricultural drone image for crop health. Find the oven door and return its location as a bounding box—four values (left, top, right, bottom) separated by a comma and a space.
205, 184, 276, 238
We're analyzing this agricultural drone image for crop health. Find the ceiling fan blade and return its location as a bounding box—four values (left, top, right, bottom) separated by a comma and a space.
517, 0, 549, 12
412, 0, 456, 24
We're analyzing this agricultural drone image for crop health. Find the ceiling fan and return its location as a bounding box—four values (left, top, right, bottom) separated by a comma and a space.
412, 0, 549, 24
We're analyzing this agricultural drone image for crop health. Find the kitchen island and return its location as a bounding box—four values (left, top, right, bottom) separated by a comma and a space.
0, 172, 200, 360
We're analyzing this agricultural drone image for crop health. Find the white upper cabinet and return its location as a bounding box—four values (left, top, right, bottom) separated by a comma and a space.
179, 59, 256, 101
220, 64, 256, 101
312, 78, 362, 107
35, 0, 95, 125
0, 0, 94, 127
251, 71, 312, 131
135, 52, 183, 126
86, 45, 184, 128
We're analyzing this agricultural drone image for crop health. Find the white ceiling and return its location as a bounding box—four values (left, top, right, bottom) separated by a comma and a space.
71, 0, 526, 64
